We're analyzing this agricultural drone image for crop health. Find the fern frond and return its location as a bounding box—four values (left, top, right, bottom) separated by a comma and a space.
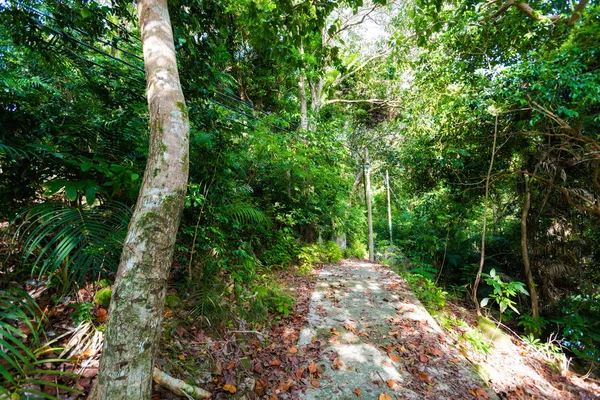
220, 203, 271, 229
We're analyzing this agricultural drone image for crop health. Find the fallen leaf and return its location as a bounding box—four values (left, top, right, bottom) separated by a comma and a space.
213, 360, 223, 375
419, 354, 429, 363
255, 379, 268, 395
344, 324, 356, 333
270, 359, 282, 367
227, 361, 235, 369
417, 372, 431, 382
279, 380, 293, 391
388, 352, 402, 362
449, 358, 460, 364
288, 347, 298, 354
175, 325, 185, 337
352, 388, 362, 398
388, 330, 399, 336
295, 368, 305, 378
332, 357, 343, 369
178, 354, 186, 361
427, 347, 443, 357
469, 388, 489, 398
311, 380, 320, 388
330, 328, 341, 336
386, 379, 396, 388
96, 308, 108, 323
329, 335, 339, 344
223, 384, 237, 394
308, 361, 318, 374
269, 394, 278, 400
379, 394, 392, 400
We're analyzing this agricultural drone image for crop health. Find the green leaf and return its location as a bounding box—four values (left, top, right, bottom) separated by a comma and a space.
85, 185, 96, 206
65, 183, 78, 201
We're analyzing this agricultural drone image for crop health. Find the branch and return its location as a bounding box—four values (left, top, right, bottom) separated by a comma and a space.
488, 0, 589, 24
331, 50, 390, 88
153, 368, 211, 399
324, 98, 403, 107
518, 170, 600, 216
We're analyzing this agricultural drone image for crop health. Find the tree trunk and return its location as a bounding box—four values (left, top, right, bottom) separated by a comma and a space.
521, 175, 540, 320
298, 39, 308, 130
386, 169, 393, 244
299, 74, 307, 130
472, 115, 498, 315
365, 148, 374, 262
95, 1, 190, 398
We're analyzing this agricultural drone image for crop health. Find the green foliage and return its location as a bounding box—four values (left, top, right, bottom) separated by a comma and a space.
518, 315, 548, 337
463, 328, 493, 354
14, 201, 131, 285
297, 241, 343, 270
253, 283, 295, 317
404, 273, 447, 311
70, 302, 94, 325
0, 289, 78, 398
480, 269, 529, 315
554, 286, 600, 363
344, 240, 367, 259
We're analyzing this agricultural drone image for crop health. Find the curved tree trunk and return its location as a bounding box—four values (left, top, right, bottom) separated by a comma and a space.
95, 0, 190, 398
472, 115, 498, 315
521, 175, 540, 320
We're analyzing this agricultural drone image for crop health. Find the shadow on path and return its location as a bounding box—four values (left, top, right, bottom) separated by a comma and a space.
298, 259, 496, 400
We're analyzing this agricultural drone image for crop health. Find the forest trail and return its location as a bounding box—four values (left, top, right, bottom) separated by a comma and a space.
297, 259, 496, 400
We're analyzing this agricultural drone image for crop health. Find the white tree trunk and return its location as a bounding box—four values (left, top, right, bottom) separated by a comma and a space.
95, 0, 190, 398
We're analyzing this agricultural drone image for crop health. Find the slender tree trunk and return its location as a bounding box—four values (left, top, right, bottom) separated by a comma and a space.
365, 148, 374, 262
298, 39, 308, 130
521, 175, 540, 320
95, 1, 190, 398
385, 169, 393, 244
472, 115, 498, 315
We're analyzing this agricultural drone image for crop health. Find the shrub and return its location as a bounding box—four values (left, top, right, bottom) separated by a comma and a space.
344, 240, 366, 259
405, 273, 447, 310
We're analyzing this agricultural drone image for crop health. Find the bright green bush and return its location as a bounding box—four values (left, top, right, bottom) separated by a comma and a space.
344, 240, 366, 259
404, 273, 447, 311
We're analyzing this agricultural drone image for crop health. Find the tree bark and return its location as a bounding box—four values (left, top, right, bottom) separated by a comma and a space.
298, 39, 308, 130
365, 148, 374, 262
521, 175, 540, 320
95, 0, 190, 398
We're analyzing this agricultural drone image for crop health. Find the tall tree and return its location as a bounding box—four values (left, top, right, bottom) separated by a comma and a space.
95, 0, 190, 398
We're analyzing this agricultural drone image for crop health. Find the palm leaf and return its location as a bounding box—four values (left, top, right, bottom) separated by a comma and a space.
15, 201, 131, 283
0, 289, 80, 398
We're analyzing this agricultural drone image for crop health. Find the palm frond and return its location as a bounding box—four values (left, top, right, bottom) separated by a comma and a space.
15, 201, 131, 283
0, 289, 80, 398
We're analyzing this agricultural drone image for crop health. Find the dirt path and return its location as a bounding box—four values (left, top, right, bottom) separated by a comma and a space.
298, 259, 496, 400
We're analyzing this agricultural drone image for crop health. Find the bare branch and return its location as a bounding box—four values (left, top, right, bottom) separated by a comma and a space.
488, 0, 589, 24
331, 50, 390, 88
